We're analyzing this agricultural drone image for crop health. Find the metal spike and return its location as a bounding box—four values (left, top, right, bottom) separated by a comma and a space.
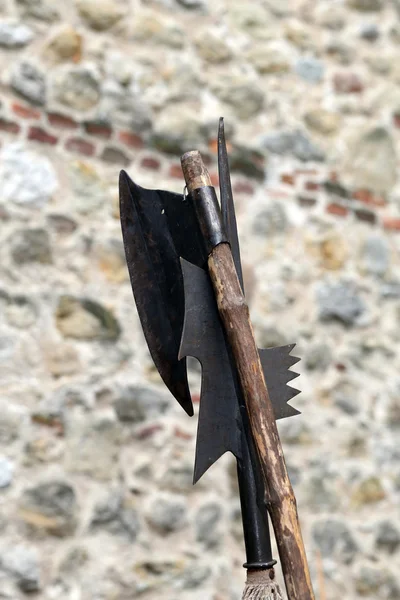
218, 117, 244, 290
259, 346, 301, 420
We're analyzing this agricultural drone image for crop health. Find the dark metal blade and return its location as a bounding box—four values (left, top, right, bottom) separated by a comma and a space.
178, 258, 242, 483
179, 258, 300, 482
218, 117, 244, 290
259, 345, 301, 419
119, 170, 194, 416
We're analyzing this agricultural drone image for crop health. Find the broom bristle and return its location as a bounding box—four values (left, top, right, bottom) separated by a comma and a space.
241, 570, 285, 600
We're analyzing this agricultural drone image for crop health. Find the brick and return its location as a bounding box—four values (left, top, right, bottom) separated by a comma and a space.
48, 112, 79, 129
394, 113, 400, 128
233, 180, 255, 195
281, 173, 295, 185
118, 130, 143, 149
305, 181, 320, 191
12, 102, 41, 120
28, 126, 58, 145
140, 156, 161, 170
354, 208, 376, 224
169, 164, 182, 179
333, 72, 363, 94
84, 121, 112, 139
298, 196, 317, 207
210, 172, 219, 187
383, 216, 400, 231
101, 146, 130, 166
326, 202, 348, 217
174, 426, 193, 440
65, 137, 95, 156
352, 188, 386, 207
137, 424, 164, 440
324, 180, 349, 198
0, 119, 20, 134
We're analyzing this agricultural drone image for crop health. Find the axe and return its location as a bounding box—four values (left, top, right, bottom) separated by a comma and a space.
119, 119, 315, 600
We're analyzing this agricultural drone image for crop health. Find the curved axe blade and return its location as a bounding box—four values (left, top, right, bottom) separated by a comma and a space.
119, 170, 194, 416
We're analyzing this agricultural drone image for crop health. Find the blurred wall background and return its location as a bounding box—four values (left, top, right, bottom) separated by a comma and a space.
0, 0, 399, 598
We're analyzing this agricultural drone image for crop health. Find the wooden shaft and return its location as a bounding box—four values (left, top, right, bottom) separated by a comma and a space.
181, 152, 315, 600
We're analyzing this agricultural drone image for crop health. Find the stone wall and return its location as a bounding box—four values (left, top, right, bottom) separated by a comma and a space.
0, 0, 400, 598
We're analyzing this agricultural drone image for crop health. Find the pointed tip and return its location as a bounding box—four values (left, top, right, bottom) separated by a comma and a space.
287, 385, 301, 399
286, 370, 300, 383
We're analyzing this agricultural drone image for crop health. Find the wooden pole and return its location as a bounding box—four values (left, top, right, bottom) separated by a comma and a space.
181, 151, 315, 600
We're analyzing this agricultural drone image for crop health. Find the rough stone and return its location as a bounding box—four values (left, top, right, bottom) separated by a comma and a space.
2, 293, 37, 328
360, 23, 380, 41
344, 127, 397, 194
351, 476, 386, 506
16, 0, 60, 22
312, 519, 358, 564
76, 0, 125, 31
348, 0, 383, 11
52, 65, 100, 111
317, 281, 365, 326
0, 21, 34, 47
45, 343, 80, 377
304, 343, 332, 370
91, 489, 140, 540
355, 565, 400, 598
55, 295, 121, 341
44, 26, 81, 62
359, 235, 389, 276
0, 545, 40, 592
262, 129, 325, 161
253, 203, 287, 236
11, 228, 52, 264
161, 461, 193, 492
68, 160, 108, 214
332, 380, 360, 415
11, 61, 46, 105
257, 325, 287, 348
375, 520, 400, 554
114, 386, 169, 423
212, 75, 264, 119
294, 57, 324, 82
0, 144, 58, 206
278, 419, 313, 445
194, 30, 232, 63
94, 239, 129, 283
195, 502, 222, 547
132, 13, 184, 49
146, 493, 187, 533
152, 106, 206, 154
246, 43, 290, 74
19, 481, 77, 536
0, 457, 13, 488
304, 109, 341, 135
98, 80, 152, 131
229, 144, 266, 179
64, 413, 121, 480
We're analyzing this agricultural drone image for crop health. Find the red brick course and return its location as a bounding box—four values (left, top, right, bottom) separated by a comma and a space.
118, 130, 143, 149
0, 119, 20, 134
326, 203, 348, 217
65, 137, 95, 156
28, 126, 58, 145
48, 112, 79, 129
12, 102, 41, 120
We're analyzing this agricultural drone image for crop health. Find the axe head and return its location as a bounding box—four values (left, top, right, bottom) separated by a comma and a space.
119, 120, 301, 478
